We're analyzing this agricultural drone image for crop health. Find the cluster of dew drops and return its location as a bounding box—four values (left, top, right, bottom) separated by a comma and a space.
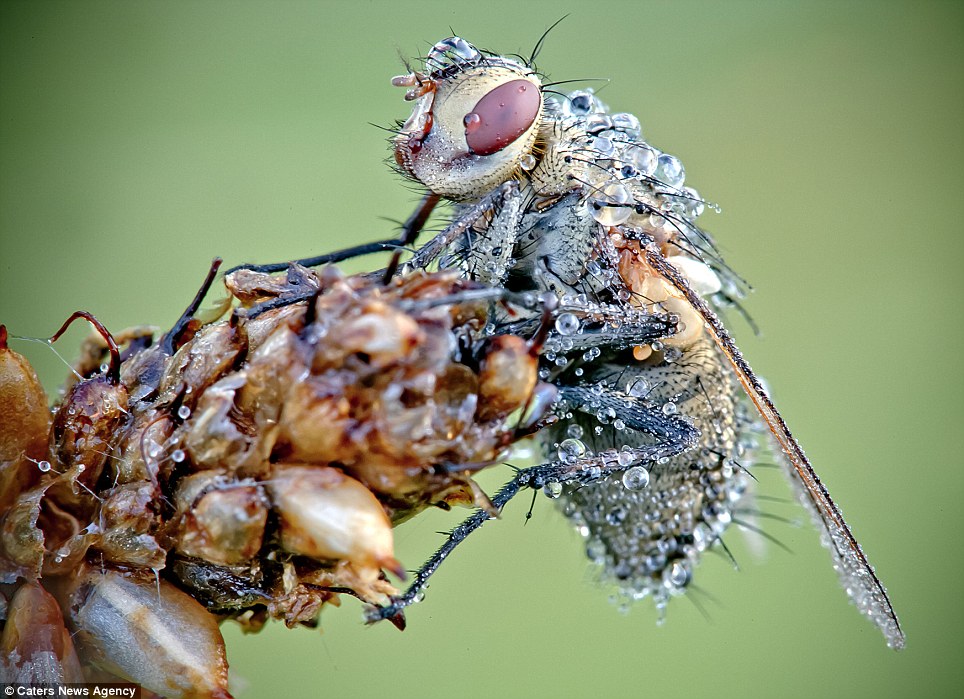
547, 87, 717, 233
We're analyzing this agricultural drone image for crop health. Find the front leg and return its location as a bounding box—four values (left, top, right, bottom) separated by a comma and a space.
402, 180, 523, 287
223, 192, 441, 276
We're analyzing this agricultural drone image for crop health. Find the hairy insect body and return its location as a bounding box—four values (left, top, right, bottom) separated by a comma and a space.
394, 37, 755, 607
388, 36, 903, 648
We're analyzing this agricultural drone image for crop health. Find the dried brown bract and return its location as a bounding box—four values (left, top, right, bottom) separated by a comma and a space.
0, 265, 551, 696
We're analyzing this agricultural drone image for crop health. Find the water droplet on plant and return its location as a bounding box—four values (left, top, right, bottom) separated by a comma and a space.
554, 312, 580, 336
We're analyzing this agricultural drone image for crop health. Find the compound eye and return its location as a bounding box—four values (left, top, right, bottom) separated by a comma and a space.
463, 79, 541, 156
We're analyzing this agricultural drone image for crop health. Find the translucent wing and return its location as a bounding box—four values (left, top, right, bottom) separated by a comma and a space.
646, 249, 905, 649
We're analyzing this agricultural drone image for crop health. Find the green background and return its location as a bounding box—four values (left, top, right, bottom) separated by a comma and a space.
1, 1, 961, 697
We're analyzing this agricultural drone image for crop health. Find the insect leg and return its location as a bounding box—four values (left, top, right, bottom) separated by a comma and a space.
557, 384, 700, 445
500, 300, 678, 355
402, 181, 521, 279
365, 389, 698, 625
223, 192, 440, 276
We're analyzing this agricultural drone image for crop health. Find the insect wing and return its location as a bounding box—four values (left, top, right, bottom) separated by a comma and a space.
646, 249, 905, 649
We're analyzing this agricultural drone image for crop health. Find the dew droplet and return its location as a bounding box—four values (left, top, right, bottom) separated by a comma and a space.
627, 378, 649, 397
177, 405, 192, 420
589, 182, 633, 226
37, 460, 51, 472
564, 90, 595, 117
543, 481, 563, 499
663, 560, 691, 589
566, 424, 584, 439
630, 144, 658, 177
682, 186, 704, 218
662, 402, 678, 416
171, 449, 186, 463
463, 112, 481, 131
557, 438, 587, 464
655, 153, 685, 189
596, 406, 616, 425
611, 112, 641, 138
590, 135, 615, 157
621, 466, 650, 490
554, 312, 580, 336
586, 537, 607, 563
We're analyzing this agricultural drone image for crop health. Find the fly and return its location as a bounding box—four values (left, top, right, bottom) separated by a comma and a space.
360, 35, 904, 649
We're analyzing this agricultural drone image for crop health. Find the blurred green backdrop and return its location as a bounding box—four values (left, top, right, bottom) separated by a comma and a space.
1, 1, 961, 698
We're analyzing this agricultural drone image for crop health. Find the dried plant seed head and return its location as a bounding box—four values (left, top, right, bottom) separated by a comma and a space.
478, 335, 538, 420
0, 582, 84, 684
1, 260, 553, 687
269, 464, 399, 576
0, 328, 51, 515
56, 566, 232, 699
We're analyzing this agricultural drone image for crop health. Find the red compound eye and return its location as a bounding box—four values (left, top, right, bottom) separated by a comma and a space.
463, 79, 541, 156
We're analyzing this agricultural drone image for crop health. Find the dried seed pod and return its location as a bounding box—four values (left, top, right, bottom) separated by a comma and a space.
0, 581, 84, 684
277, 377, 353, 463
174, 473, 268, 565
48, 375, 128, 508
1, 264, 550, 689
337, 301, 422, 368
58, 566, 232, 699
0, 325, 50, 509
477, 334, 538, 420
96, 481, 165, 568
269, 463, 399, 576
1, 479, 50, 583
157, 322, 246, 407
